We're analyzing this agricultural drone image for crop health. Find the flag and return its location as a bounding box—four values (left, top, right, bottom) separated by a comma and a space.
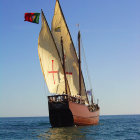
87, 90, 92, 96
24, 13, 40, 24
55, 26, 61, 32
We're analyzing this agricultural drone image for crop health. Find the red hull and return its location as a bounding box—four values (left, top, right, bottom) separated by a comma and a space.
69, 101, 100, 125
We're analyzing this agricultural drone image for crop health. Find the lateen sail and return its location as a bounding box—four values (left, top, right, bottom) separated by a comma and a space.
38, 10, 69, 94
51, 0, 88, 102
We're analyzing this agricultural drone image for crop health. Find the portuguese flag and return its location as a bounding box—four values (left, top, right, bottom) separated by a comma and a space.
24, 13, 40, 24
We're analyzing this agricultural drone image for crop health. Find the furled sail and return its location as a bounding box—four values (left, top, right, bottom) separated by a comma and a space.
38, 10, 69, 94
51, 0, 88, 102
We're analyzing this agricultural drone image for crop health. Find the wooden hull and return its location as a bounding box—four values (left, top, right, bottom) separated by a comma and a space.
69, 101, 99, 125
48, 95, 100, 127
48, 98, 74, 127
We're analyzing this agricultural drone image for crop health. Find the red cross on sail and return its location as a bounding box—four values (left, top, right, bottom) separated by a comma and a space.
66, 72, 72, 75
48, 60, 72, 85
64, 55, 72, 75
48, 60, 58, 84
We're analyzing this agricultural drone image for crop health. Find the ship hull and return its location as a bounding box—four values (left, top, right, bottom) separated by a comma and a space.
48, 99, 74, 127
48, 95, 99, 127
69, 101, 99, 125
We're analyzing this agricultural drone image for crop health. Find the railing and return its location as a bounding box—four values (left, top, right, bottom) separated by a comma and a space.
48, 95, 68, 102
69, 96, 85, 104
48, 95, 85, 104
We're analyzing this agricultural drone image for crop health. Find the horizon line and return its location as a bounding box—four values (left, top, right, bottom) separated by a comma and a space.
0, 114, 140, 118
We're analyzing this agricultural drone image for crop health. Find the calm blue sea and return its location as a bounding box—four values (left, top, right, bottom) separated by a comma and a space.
0, 115, 140, 140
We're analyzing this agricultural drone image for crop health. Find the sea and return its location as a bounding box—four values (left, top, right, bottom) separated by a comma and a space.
0, 115, 140, 140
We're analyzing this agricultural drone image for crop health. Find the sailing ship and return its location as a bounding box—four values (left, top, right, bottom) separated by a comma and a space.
38, 0, 100, 127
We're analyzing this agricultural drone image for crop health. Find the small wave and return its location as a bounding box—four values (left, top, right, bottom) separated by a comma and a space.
37, 122, 50, 126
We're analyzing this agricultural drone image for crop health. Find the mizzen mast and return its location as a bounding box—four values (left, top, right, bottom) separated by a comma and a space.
78, 31, 81, 96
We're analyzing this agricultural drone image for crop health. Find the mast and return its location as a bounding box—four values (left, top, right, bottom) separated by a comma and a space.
61, 37, 67, 94
78, 31, 81, 96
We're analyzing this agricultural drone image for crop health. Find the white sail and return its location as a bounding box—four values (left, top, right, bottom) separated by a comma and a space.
38, 10, 68, 94
51, 1, 88, 102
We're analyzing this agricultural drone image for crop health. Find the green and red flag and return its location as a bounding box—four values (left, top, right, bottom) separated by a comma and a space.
24, 13, 40, 24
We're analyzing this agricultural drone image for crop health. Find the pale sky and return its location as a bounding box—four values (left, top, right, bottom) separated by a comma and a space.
0, 0, 140, 117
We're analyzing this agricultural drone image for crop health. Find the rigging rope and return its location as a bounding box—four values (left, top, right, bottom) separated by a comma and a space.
80, 34, 97, 103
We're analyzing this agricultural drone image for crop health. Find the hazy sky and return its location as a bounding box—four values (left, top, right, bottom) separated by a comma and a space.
0, 0, 140, 117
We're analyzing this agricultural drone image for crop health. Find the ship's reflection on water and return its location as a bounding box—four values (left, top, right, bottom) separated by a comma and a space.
38, 126, 87, 140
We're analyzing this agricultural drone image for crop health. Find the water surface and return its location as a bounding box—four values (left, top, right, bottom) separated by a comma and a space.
0, 115, 140, 139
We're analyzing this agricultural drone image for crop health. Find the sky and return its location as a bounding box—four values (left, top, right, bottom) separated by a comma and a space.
0, 0, 140, 117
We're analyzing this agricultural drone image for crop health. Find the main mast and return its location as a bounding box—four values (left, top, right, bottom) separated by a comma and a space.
61, 37, 67, 94
78, 31, 81, 96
